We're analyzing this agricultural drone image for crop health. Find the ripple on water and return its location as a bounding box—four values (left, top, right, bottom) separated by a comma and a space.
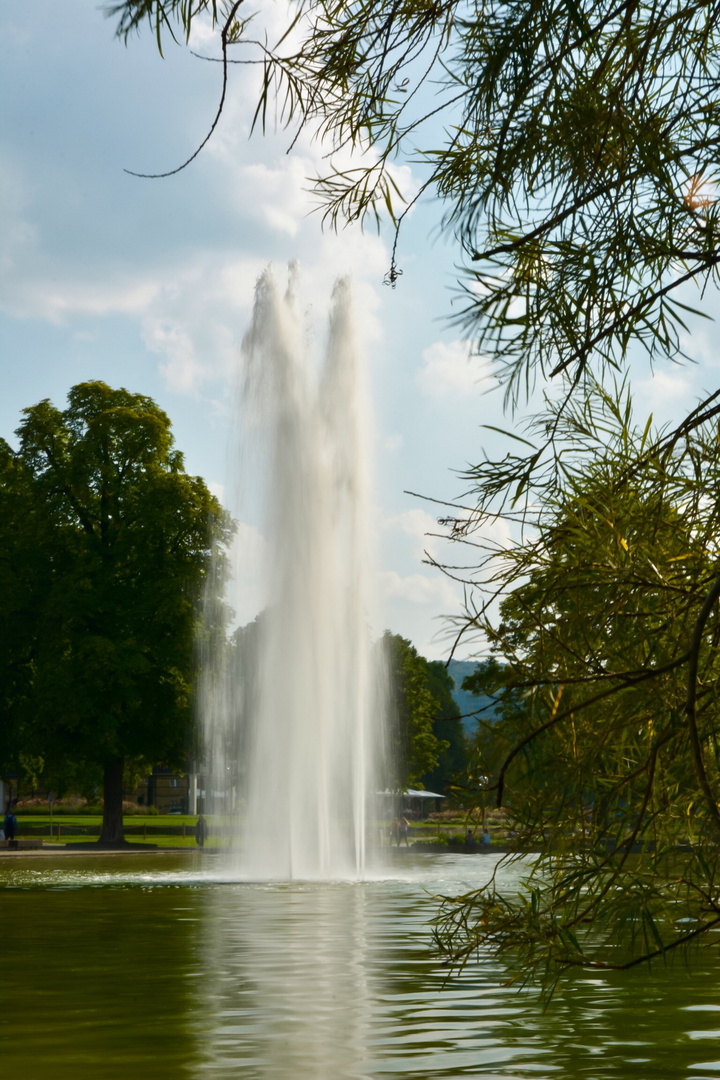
2, 853, 720, 1078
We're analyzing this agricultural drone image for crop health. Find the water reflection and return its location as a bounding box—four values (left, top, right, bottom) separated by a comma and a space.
3, 853, 720, 1078
197, 883, 374, 1078
192, 857, 720, 1079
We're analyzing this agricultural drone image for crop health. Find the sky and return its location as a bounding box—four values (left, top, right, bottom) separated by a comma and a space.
2, 4, 720, 660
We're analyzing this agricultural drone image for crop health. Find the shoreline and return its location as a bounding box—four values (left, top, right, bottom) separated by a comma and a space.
0, 845, 200, 858
0, 843, 511, 859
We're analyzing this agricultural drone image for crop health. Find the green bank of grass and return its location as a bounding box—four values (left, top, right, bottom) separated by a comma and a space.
14, 813, 228, 849
41, 835, 225, 849
18, 814, 200, 827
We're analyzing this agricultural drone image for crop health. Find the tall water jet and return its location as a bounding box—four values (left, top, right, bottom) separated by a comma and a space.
206, 267, 384, 879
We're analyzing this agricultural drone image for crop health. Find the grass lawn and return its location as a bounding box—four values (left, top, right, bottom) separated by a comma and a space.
17, 814, 201, 827
14, 813, 228, 848
38, 834, 226, 849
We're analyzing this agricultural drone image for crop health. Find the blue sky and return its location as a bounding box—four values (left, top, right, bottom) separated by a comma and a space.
2, 4, 719, 659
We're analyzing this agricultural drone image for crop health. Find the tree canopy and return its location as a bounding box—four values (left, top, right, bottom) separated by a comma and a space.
379, 632, 452, 790
433, 387, 720, 990
1, 381, 233, 843
419, 660, 468, 794
0, 440, 48, 788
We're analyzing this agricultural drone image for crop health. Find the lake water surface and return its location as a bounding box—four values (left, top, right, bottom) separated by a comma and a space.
2, 851, 720, 1079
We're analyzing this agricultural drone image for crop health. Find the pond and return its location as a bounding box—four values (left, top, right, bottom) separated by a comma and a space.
2, 851, 720, 1078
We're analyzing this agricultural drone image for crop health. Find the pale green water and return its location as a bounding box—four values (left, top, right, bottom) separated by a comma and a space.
2, 852, 720, 1079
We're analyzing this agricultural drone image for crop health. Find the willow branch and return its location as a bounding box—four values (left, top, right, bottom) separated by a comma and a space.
549, 254, 720, 378
124, 0, 244, 178
495, 653, 690, 806
685, 569, 720, 837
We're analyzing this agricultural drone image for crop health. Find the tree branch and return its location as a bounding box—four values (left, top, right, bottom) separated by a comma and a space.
124, 0, 244, 178
685, 569, 720, 837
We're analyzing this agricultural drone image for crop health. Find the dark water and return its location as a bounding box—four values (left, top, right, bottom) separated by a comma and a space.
2, 852, 720, 1078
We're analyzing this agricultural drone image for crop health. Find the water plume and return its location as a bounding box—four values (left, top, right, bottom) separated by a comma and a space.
205, 267, 385, 879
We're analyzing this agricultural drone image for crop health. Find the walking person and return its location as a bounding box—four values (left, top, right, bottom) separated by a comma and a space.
195, 814, 208, 848
3, 808, 17, 842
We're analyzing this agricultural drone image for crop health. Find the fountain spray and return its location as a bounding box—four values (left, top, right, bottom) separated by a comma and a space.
204, 267, 385, 879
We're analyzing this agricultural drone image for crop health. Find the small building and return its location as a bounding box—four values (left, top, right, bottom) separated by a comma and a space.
377, 788, 445, 818
133, 768, 201, 814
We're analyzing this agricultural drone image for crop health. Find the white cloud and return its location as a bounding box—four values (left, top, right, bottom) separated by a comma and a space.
0, 3, 401, 402
137, 255, 260, 394
416, 339, 497, 397
679, 323, 720, 372
2, 271, 161, 324
46, 280, 159, 323
231, 157, 311, 237
206, 480, 225, 502
143, 320, 207, 395
390, 507, 438, 534
1, 234, 388, 400
0, 156, 162, 321
378, 569, 459, 608
634, 367, 698, 428
384, 507, 443, 561
187, 13, 219, 49
0, 151, 389, 394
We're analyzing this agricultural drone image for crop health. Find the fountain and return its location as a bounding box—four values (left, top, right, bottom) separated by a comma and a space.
204, 266, 385, 879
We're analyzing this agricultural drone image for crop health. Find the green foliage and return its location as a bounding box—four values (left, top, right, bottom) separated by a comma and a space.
1, 381, 233, 839
419, 660, 468, 794
457, 658, 523, 810
0, 438, 49, 778
433, 387, 720, 990
380, 632, 451, 788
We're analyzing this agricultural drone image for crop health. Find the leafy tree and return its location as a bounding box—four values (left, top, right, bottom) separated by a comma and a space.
380, 632, 449, 789
5, 382, 232, 844
0, 440, 49, 791
433, 388, 720, 990
419, 661, 468, 795
456, 658, 524, 816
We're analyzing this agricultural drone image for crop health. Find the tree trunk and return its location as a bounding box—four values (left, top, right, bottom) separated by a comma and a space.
99, 757, 125, 845
147, 765, 157, 808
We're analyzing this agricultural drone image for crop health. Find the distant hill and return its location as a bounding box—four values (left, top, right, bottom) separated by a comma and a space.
447, 659, 501, 736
